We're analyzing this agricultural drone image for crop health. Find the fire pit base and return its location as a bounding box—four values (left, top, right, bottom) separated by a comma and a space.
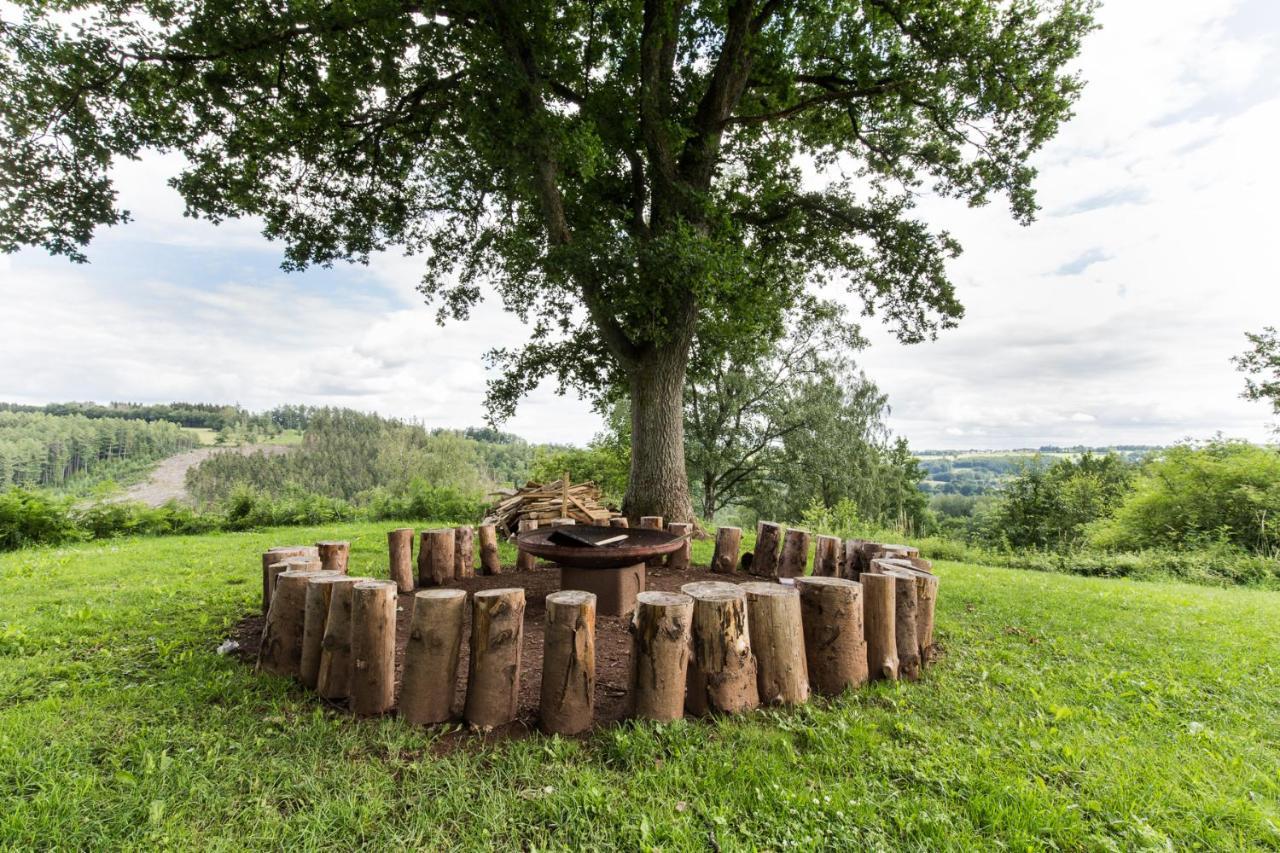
559, 563, 646, 617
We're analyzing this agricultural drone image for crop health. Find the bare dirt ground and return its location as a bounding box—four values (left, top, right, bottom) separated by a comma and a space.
120, 444, 291, 506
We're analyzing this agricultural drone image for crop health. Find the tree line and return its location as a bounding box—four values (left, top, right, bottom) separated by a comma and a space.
0, 411, 196, 488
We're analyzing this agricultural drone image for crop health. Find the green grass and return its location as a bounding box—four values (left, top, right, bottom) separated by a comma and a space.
2, 521, 1278, 850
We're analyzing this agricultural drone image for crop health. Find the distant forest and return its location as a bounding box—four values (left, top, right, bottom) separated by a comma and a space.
916, 447, 1159, 496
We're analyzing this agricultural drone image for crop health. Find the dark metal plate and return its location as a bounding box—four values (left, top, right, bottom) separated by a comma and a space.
516, 524, 685, 569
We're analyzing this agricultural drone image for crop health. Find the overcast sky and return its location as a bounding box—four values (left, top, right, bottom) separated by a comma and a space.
2, 0, 1278, 449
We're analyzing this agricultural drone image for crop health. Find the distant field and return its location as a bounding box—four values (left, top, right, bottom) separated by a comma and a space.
185, 427, 220, 445
183, 428, 304, 447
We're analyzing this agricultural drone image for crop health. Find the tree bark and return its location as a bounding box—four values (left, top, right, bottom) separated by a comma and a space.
794, 577, 868, 695
316, 576, 367, 700
464, 587, 526, 731
316, 541, 350, 574
666, 522, 693, 570
629, 590, 694, 722
752, 521, 783, 578
623, 342, 697, 524
540, 590, 596, 735
778, 528, 812, 578
454, 526, 475, 578
841, 539, 868, 580
259, 569, 337, 678
261, 546, 318, 613
516, 518, 538, 571
476, 524, 501, 575
609, 517, 630, 528
860, 572, 899, 681
710, 526, 741, 574
300, 573, 353, 689
387, 528, 415, 593
681, 581, 760, 715
741, 582, 809, 706
350, 580, 398, 716
420, 528, 455, 587
814, 535, 841, 578
883, 569, 921, 681
399, 589, 467, 725
872, 559, 939, 666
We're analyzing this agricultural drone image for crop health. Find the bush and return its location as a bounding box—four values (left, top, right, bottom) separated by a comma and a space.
365, 480, 487, 524
0, 488, 80, 550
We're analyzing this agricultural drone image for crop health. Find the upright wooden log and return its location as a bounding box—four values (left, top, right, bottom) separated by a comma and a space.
419, 528, 455, 587
540, 590, 597, 735
794, 577, 868, 695
710, 526, 741, 574
316, 541, 350, 574
666, 522, 693, 570
860, 572, 899, 681
752, 521, 783, 577
300, 573, 354, 689
261, 546, 318, 613
778, 528, 812, 578
350, 580, 398, 716
454, 526, 475, 578
516, 518, 538, 571
399, 589, 467, 725
463, 588, 526, 731
387, 528, 415, 593
259, 569, 337, 677
629, 591, 694, 722
609, 517, 630, 528
477, 524, 502, 575
740, 582, 809, 706
883, 570, 921, 680
841, 539, 868, 579
639, 516, 664, 567
316, 576, 367, 700
265, 554, 322, 615
873, 561, 939, 665
681, 581, 759, 715
814, 535, 842, 578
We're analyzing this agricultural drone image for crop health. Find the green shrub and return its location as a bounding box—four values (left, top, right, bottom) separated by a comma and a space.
0, 488, 81, 550
365, 480, 487, 524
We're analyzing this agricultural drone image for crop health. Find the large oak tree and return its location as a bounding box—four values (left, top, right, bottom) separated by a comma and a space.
0, 0, 1095, 521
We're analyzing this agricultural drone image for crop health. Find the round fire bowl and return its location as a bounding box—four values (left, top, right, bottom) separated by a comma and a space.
516, 524, 684, 569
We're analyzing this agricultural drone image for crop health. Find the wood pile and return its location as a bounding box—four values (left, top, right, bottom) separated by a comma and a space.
484, 476, 618, 536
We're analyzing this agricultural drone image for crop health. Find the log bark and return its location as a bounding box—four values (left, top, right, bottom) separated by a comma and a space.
681, 581, 759, 715
609, 517, 630, 528
350, 580, 398, 716
883, 570, 921, 680
419, 528, 455, 587
261, 546, 318, 613
740, 582, 809, 706
300, 573, 353, 689
316, 541, 350, 574
399, 589, 467, 725
316, 576, 367, 700
794, 577, 868, 695
259, 569, 337, 677
477, 524, 502, 575
548, 517, 576, 527
629, 591, 694, 722
454, 526, 475, 578
860, 572, 899, 681
778, 528, 812, 578
814, 535, 841, 578
710, 526, 741, 575
463, 587, 526, 731
872, 560, 939, 665
639, 516, 664, 567
516, 518, 538, 571
265, 554, 321, 615
666, 522, 693, 570
540, 590, 597, 735
752, 521, 783, 577
387, 527, 415, 593
841, 539, 868, 579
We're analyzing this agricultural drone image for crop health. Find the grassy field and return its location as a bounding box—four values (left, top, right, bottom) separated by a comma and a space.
183, 428, 305, 447
1, 522, 1278, 850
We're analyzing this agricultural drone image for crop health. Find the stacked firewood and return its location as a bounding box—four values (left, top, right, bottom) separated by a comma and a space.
484, 475, 618, 536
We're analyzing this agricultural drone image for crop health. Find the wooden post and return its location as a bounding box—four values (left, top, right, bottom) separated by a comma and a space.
609, 517, 630, 528
477, 524, 502, 575
300, 573, 354, 689
883, 570, 921, 680
681, 581, 759, 715
399, 589, 467, 725
316, 576, 366, 700
778, 528, 812, 578
259, 569, 337, 677
261, 546, 318, 613
454, 526, 475, 578
741, 582, 809, 706
860, 573, 898, 681
629, 591, 694, 722
265, 554, 322, 615
752, 521, 783, 577
841, 539, 867, 580
710, 526, 741, 574
516, 518, 538, 571
540, 590, 596, 735
420, 528, 455, 587
463, 587, 526, 731
666, 522, 693, 570
316, 541, 350, 574
639, 516, 664, 567
873, 559, 937, 666
814, 535, 842, 578
794, 577, 868, 695
350, 580, 398, 716
387, 528, 415, 592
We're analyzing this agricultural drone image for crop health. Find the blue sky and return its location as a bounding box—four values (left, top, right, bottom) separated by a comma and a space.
2, 0, 1279, 448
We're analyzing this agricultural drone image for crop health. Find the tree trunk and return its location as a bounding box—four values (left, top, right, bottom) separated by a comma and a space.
840, 539, 867, 580
316, 576, 367, 700
860, 572, 899, 681
741, 582, 809, 706
454, 526, 475, 578
350, 580, 398, 716
752, 521, 783, 578
464, 587, 526, 731
400, 589, 467, 725
477, 524, 502, 575
261, 546, 318, 613
873, 560, 939, 666
794, 577, 868, 695
540, 590, 596, 735
623, 344, 696, 524
420, 528, 455, 587
814, 535, 841, 578
629, 590, 694, 722
884, 569, 921, 680
316, 541, 350, 574
666, 522, 693, 570
301, 574, 353, 690
681, 581, 759, 715
259, 569, 336, 677
387, 528, 415, 593
516, 518, 538, 571
779, 528, 812, 578
710, 526, 741, 574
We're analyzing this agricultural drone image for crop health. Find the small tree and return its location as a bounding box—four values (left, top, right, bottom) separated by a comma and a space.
1233, 327, 1280, 432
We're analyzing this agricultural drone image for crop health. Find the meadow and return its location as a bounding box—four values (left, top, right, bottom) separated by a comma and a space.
2, 522, 1277, 849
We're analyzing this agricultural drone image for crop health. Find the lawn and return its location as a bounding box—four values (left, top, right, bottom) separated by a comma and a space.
1, 522, 1277, 850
